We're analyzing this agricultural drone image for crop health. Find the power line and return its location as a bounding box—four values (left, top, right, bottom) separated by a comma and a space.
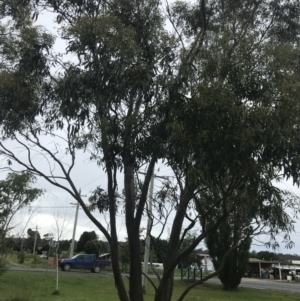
81, 174, 107, 189
31, 206, 77, 209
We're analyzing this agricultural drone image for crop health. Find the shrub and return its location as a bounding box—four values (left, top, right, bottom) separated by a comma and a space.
18, 251, 26, 264
0, 256, 8, 275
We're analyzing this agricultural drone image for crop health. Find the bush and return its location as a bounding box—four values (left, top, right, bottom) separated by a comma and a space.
0, 257, 8, 275
18, 251, 26, 264
30, 253, 43, 266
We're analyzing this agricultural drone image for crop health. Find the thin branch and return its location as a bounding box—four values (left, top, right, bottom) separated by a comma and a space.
165, 0, 185, 50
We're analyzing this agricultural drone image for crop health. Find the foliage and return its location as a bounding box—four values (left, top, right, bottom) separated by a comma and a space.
83, 239, 101, 255
0, 256, 7, 275
0, 4, 54, 135
119, 238, 144, 264
58, 239, 71, 252
118, 241, 130, 264
201, 169, 299, 289
76, 231, 98, 253
253, 251, 279, 262
0, 173, 43, 255
17, 251, 26, 264
98, 240, 110, 255
1, 1, 300, 301
206, 212, 252, 290
150, 237, 168, 264
176, 232, 201, 269
25, 228, 41, 253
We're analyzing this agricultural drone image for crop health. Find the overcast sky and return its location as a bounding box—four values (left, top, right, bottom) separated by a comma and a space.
2, 8, 300, 255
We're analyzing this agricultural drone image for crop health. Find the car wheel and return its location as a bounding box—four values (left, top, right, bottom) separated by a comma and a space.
94, 266, 101, 273
63, 263, 71, 272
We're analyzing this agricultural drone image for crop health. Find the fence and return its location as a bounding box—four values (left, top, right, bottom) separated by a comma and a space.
181, 267, 203, 282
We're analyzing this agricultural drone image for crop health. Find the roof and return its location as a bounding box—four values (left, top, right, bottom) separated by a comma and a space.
291, 260, 300, 265
99, 253, 110, 258
248, 258, 278, 264
273, 265, 300, 270
197, 253, 211, 257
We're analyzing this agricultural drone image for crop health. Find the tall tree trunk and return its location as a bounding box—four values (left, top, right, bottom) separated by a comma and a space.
110, 237, 129, 301
128, 227, 144, 301
124, 164, 144, 301
155, 184, 195, 301
107, 163, 129, 301
155, 270, 174, 301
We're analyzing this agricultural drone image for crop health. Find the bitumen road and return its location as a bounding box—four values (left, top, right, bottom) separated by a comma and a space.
209, 277, 300, 293
8, 266, 300, 294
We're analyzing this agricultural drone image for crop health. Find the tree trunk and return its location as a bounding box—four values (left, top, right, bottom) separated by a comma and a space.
155, 270, 174, 301
110, 238, 129, 301
124, 164, 144, 301
107, 162, 129, 301
155, 184, 195, 301
128, 227, 144, 301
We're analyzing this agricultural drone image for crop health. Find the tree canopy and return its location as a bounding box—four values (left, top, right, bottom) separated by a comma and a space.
1, 1, 300, 301
0, 172, 43, 255
76, 231, 98, 253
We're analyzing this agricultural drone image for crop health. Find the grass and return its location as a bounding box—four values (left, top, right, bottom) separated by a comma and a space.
6, 253, 55, 270
7, 253, 185, 276
1, 271, 300, 301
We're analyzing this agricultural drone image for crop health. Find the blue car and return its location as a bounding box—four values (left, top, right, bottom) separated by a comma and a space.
59, 254, 110, 273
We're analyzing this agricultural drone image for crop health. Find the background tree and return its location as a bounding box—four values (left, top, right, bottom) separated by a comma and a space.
76, 231, 98, 253
161, 1, 300, 299
0, 3, 54, 134
25, 228, 41, 253
52, 207, 71, 244
177, 232, 201, 269
83, 239, 101, 255
254, 251, 279, 262
206, 211, 252, 290
59, 240, 72, 253
150, 237, 168, 264
0, 172, 43, 255
99, 240, 110, 255
119, 240, 130, 264
202, 171, 299, 290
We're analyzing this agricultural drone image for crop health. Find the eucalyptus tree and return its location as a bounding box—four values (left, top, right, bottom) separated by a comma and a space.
0, 172, 43, 255
0, 1, 300, 301
0, 3, 54, 134
202, 171, 300, 290
159, 1, 300, 299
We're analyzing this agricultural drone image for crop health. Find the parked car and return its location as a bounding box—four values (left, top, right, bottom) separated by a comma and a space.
58, 254, 110, 273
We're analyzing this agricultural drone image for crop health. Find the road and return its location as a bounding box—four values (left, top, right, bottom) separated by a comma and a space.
208, 277, 300, 294
8, 266, 300, 294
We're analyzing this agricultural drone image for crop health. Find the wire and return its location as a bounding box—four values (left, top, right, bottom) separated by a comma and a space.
33, 206, 76, 209
81, 174, 107, 189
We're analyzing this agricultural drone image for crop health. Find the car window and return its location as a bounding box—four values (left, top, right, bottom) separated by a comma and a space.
76, 255, 85, 260
86, 255, 93, 261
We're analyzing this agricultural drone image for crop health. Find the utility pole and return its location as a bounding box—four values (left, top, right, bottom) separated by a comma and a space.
142, 169, 154, 294
21, 235, 24, 251
33, 225, 40, 254
70, 200, 80, 258
33, 225, 41, 268
55, 242, 60, 293
279, 261, 282, 280
70, 189, 86, 258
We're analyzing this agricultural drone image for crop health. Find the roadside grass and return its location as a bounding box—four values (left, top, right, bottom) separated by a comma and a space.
1, 271, 300, 301
7, 253, 192, 277
6, 253, 54, 270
